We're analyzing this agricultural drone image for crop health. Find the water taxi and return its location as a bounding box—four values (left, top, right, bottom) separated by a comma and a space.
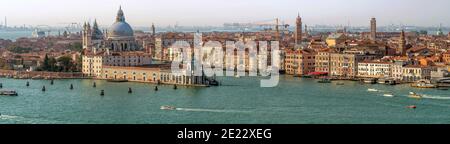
383, 93, 395, 97
0, 90, 18, 96
160, 105, 176, 110
335, 82, 345, 85
408, 92, 422, 99
411, 83, 437, 88
363, 78, 377, 84
367, 88, 378, 92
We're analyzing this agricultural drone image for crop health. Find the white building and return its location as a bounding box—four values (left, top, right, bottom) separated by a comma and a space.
357, 61, 392, 78
402, 65, 433, 82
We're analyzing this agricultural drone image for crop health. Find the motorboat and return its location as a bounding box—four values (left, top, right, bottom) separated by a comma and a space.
335, 82, 345, 85
363, 78, 377, 84
0, 90, 18, 96
387, 80, 397, 85
383, 93, 395, 97
411, 83, 437, 88
407, 105, 417, 109
160, 105, 176, 110
408, 92, 422, 99
367, 88, 378, 92
377, 78, 387, 84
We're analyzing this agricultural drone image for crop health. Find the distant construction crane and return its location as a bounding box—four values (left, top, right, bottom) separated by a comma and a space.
58, 22, 82, 33
35, 25, 53, 36
236, 18, 290, 41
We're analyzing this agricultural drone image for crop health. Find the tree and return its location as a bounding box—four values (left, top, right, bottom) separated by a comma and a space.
42, 54, 50, 71
57, 56, 74, 72
48, 57, 57, 71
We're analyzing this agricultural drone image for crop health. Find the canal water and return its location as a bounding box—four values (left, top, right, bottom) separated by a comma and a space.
0, 76, 449, 124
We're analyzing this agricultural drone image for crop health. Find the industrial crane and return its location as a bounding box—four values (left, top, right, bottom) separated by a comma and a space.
236, 18, 290, 41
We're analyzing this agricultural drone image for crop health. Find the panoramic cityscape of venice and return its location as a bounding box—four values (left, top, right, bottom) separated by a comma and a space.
0, 0, 449, 126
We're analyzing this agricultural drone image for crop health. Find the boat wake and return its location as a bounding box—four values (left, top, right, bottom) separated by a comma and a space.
0, 114, 67, 124
422, 95, 450, 100
175, 108, 250, 113
0, 115, 22, 120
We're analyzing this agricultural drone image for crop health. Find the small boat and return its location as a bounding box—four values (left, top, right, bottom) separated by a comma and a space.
235, 75, 241, 78
318, 78, 331, 83
367, 88, 378, 92
363, 78, 377, 84
411, 83, 437, 88
0, 90, 18, 96
387, 80, 397, 85
383, 93, 395, 97
160, 105, 176, 110
407, 105, 417, 109
408, 92, 422, 99
377, 79, 387, 84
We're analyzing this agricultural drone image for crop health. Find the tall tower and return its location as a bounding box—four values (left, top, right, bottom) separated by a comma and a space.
4, 17, 7, 28
275, 18, 280, 41
370, 17, 376, 41
437, 23, 444, 36
295, 13, 302, 45
304, 24, 308, 37
151, 23, 156, 36
82, 22, 92, 49
399, 30, 406, 56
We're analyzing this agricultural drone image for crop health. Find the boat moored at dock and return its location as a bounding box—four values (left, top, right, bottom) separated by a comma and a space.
0, 90, 18, 96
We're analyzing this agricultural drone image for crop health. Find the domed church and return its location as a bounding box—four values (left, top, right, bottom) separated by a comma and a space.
82, 6, 152, 77
81, 6, 211, 86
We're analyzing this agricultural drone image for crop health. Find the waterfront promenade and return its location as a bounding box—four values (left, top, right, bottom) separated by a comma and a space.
0, 69, 85, 79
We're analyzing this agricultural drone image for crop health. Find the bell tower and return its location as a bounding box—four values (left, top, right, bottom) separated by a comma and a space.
82, 22, 92, 49
295, 13, 302, 45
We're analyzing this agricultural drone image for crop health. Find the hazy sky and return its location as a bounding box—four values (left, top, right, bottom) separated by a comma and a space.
0, 0, 449, 27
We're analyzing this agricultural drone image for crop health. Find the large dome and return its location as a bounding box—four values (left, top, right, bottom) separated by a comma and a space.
108, 21, 134, 38
108, 6, 134, 40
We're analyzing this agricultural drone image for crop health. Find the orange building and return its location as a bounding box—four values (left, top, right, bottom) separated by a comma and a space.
285, 49, 316, 76
443, 50, 450, 64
